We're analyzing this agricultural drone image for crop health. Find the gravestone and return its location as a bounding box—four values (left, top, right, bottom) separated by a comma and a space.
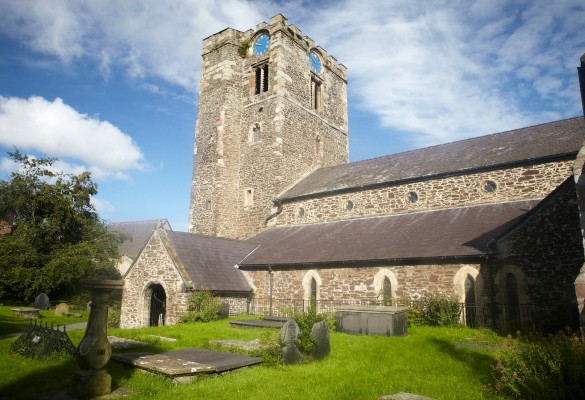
86, 301, 92, 312
280, 320, 301, 365
55, 303, 69, 316
310, 320, 330, 360
218, 302, 229, 319
34, 293, 50, 310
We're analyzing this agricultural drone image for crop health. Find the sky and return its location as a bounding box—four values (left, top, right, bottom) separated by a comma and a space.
0, 0, 583, 232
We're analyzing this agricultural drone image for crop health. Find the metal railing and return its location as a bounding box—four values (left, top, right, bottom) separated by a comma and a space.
244, 298, 579, 334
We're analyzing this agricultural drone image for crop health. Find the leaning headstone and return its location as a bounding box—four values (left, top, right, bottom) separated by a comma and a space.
34, 293, 50, 310
55, 302, 69, 316
280, 320, 301, 365
86, 301, 92, 312
310, 320, 330, 360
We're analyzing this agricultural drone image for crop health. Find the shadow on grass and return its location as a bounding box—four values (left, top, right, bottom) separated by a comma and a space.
0, 340, 170, 400
430, 338, 497, 385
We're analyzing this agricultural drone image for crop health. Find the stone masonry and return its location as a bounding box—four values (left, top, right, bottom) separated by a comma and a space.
120, 230, 190, 328
189, 14, 348, 240
277, 161, 573, 226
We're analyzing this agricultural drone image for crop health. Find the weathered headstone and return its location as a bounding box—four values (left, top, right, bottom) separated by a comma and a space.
34, 293, 50, 310
86, 301, 92, 312
310, 320, 330, 360
55, 302, 69, 316
218, 302, 230, 319
280, 320, 301, 365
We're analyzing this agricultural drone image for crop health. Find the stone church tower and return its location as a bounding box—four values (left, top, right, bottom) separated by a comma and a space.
189, 14, 349, 239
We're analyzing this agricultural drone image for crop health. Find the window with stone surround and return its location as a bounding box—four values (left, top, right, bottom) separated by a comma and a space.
483, 180, 497, 193
254, 63, 269, 95
250, 123, 261, 143
303, 270, 321, 308
311, 77, 322, 112
374, 268, 398, 304
315, 135, 323, 157
244, 188, 254, 207
407, 191, 418, 203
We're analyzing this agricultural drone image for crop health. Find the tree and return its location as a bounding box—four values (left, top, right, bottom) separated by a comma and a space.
0, 150, 122, 301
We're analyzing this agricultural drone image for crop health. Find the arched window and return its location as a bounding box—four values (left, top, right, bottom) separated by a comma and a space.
382, 276, 392, 305
310, 277, 317, 307
303, 270, 322, 311
374, 268, 398, 304
464, 275, 476, 328
252, 124, 261, 142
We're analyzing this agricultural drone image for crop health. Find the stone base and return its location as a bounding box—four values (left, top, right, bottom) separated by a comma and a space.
69, 369, 111, 398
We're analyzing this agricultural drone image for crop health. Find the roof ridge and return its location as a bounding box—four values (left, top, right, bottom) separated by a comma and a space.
322, 116, 584, 170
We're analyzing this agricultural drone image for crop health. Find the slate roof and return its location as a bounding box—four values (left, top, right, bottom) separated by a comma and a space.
239, 200, 540, 268
166, 231, 256, 292
108, 219, 171, 259
281, 117, 585, 200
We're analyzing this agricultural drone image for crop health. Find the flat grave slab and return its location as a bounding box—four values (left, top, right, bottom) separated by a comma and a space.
229, 319, 285, 329
112, 348, 263, 381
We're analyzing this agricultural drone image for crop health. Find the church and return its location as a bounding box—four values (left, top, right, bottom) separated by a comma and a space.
119, 14, 585, 334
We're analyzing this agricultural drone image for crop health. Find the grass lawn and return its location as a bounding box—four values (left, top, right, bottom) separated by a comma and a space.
0, 319, 509, 400
0, 305, 89, 336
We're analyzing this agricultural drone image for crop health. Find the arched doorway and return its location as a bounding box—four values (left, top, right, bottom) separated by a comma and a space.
149, 284, 166, 326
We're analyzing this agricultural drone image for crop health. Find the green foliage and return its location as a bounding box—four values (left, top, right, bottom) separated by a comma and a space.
0, 151, 123, 302
180, 289, 221, 323
291, 303, 330, 356
420, 293, 463, 327
408, 306, 425, 327
238, 39, 251, 58
491, 330, 585, 400
108, 301, 121, 328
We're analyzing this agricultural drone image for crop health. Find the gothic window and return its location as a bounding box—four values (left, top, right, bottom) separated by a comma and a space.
255, 64, 269, 95
303, 270, 321, 310
310, 277, 317, 307
311, 78, 322, 112
382, 276, 392, 305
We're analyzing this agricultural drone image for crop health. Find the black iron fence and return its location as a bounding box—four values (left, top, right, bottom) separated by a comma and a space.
245, 298, 579, 334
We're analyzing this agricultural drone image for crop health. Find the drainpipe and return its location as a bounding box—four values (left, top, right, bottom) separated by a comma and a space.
268, 265, 274, 316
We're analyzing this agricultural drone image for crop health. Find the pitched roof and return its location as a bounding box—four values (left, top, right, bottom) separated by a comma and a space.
281, 117, 584, 200
166, 231, 256, 292
108, 219, 171, 259
239, 200, 539, 267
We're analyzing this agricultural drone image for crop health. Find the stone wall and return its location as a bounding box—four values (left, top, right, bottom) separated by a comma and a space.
277, 161, 573, 225
243, 262, 484, 314
120, 230, 190, 329
492, 179, 582, 303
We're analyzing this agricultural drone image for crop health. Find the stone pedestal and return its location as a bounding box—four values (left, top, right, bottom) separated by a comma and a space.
69, 279, 123, 399
70, 369, 112, 398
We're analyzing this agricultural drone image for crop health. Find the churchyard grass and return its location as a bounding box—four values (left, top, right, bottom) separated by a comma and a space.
0, 305, 89, 336
0, 318, 508, 400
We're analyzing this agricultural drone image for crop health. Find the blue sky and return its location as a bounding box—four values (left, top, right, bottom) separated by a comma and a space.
0, 0, 583, 231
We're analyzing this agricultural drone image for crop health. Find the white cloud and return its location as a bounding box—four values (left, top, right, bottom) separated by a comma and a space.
0, 96, 144, 179
91, 197, 116, 213
0, 0, 582, 148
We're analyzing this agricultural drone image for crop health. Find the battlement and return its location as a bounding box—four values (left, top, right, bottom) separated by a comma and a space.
203, 14, 347, 79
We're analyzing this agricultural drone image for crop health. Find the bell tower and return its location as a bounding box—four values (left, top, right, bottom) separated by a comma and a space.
189, 14, 349, 239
